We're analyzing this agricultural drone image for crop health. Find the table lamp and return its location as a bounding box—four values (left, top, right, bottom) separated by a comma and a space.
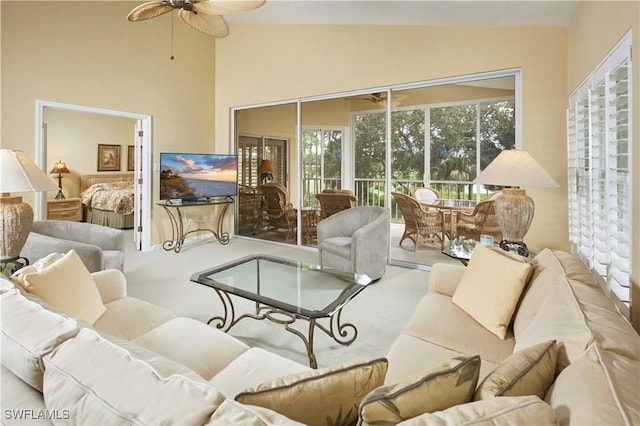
473, 149, 558, 256
1, 149, 59, 260
258, 159, 274, 184
50, 160, 70, 200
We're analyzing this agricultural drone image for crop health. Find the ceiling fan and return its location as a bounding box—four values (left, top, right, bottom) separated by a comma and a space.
358, 92, 408, 107
127, 0, 265, 38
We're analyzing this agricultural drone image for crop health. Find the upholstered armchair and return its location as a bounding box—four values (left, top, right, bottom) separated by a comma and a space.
258, 183, 297, 240
392, 192, 445, 251
317, 206, 390, 281
455, 199, 502, 242
315, 190, 358, 219
20, 220, 126, 273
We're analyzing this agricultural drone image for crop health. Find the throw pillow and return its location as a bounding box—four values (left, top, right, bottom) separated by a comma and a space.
235, 358, 388, 426
452, 244, 532, 339
358, 355, 480, 425
474, 340, 557, 400
22, 250, 106, 325
10, 252, 65, 291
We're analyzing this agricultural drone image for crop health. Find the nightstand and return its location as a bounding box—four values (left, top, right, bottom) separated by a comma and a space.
47, 198, 82, 221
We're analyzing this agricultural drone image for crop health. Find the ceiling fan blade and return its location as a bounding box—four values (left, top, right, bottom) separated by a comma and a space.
127, 1, 174, 21
178, 9, 229, 37
193, 0, 265, 15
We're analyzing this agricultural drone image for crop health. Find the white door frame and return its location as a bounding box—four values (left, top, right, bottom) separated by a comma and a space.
35, 100, 152, 252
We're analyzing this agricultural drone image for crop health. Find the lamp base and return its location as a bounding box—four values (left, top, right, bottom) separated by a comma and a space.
499, 240, 529, 257
0, 195, 34, 260
494, 187, 534, 244
55, 190, 66, 200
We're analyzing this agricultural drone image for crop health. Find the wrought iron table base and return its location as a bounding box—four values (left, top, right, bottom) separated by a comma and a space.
206, 288, 357, 369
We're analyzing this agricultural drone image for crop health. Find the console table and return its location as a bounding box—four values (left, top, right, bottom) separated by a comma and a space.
158, 197, 233, 253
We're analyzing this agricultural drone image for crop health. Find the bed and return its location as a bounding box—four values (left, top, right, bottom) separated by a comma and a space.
80, 173, 135, 229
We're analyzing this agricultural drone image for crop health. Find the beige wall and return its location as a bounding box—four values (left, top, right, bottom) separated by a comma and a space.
568, 0, 640, 329
216, 24, 569, 253
1, 1, 216, 245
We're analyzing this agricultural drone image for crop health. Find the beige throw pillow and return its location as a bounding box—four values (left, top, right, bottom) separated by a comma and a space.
474, 340, 557, 400
23, 250, 106, 325
359, 355, 480, 425
235, 358, 388, 426
452, 244, 532, 339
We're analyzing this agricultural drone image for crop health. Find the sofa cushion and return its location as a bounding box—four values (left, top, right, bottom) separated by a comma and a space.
92, 296, 175, 340
474, 340, 557, 400
1, 289, 79, 391
397, 395, 557, 426
236, 358, 388, 426
210, 347, 310, 398
452, 244, 532, 339
384, 332, 500, 387
359, 355, 480, 425
513, 249, 596, 337
205, 400, 305, 425
21, 250, 106, 325
132, 317, 250, 380
514, 278, 591, 371
43, 328, 226, 425
401, 292, 515, 365
545, 343, 639, 426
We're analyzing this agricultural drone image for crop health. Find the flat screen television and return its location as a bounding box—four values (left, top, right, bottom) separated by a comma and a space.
160, 152, 238, 201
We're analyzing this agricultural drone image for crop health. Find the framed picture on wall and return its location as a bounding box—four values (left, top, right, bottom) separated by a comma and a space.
127, 145, 135, 171
98, 144, 121, 171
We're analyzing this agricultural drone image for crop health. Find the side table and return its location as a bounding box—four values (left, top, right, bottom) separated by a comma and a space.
47, 198, 83, 221
442, 238, 533, 265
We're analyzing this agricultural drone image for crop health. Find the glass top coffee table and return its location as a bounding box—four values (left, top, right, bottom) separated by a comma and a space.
190, 254, 372, 368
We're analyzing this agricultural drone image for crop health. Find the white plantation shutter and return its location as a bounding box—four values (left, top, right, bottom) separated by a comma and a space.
567, 31, 632, 316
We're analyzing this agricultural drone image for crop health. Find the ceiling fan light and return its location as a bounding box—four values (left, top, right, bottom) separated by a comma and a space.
178, 9, 229, 37
194, 0, 265, 15
127, 1, 174, 21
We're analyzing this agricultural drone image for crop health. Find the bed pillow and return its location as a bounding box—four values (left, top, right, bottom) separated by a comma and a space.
359, 355, 480, 425
235, 358, 388, 426
474, 340, 557, 400
22, 250, 106, 325
452, 244, 532, 339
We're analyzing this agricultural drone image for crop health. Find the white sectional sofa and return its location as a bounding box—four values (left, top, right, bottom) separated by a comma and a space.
1, 250, 388, 425
2, 245, 639, 425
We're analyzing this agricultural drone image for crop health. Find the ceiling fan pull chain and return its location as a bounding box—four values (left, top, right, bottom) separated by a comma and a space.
170, 12, 175, 60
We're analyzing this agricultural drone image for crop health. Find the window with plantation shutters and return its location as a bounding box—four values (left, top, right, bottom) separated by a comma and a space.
567, 31, 632, 317
237, 135, 288, 187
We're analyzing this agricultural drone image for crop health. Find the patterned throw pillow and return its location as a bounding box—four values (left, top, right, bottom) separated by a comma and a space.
235, 358, 388, 426
474, 340, 557, 400
358, 355, 481, 425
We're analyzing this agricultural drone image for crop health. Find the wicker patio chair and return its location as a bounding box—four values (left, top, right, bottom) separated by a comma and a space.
455, 199, 502, 242
392, 192, 445, 251
315, 189, 358, 219
258, 183, 297, 240
409, 187, 441, 205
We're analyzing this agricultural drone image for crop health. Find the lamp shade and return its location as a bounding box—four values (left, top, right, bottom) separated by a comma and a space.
1, 149, 58, 260
49, 160, 70, 175
473, 150, 558, 188
1, 150, 59, 193
258, 159, 274, 174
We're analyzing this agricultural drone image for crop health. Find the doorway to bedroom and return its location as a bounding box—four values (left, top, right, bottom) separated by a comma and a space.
35, 100, 152, 252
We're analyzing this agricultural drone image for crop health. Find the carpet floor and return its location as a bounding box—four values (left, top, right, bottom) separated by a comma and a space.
123, 235, 430, 369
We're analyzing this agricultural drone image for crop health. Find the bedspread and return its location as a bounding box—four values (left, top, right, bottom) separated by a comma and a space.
81, 181, 134, 215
